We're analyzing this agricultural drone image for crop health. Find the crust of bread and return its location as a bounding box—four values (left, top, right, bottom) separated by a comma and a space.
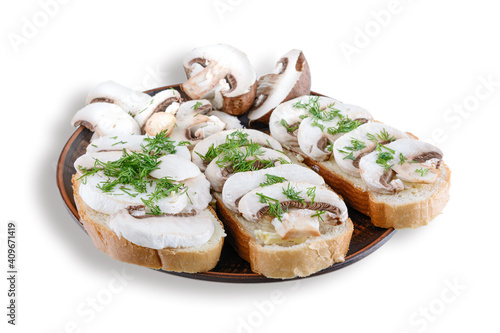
213, 192, 353, 279
285, 148, 451, 229
72, 175, 225, 273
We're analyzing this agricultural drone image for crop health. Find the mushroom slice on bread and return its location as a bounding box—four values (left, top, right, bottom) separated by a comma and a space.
71, 102, 141, 137
191, 129, 283, 171
205, 147, 291, 192
333, 123, 411, 177
86, 80, 151, 116
269, 95, 342, 147
107, 206, 215, 250
222, 164, 325, 213
134, 89, 182, 129
247, 49, 311, 125
181, 44, 257, 115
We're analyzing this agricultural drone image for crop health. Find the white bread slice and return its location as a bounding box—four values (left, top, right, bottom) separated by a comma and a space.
213, 192, 354, 279
72, 175, 225, 273
284, 148, 451, 229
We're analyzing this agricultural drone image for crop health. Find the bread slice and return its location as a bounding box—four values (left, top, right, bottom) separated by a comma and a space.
284, 148, 451, 229
213, 192, 354, 279
72, 175, 225, 273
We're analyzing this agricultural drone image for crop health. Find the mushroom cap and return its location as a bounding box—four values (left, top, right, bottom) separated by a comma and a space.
222, 164, 325, 213
149, 154, 201, 181
204, 147, 292, 192
134, 89, 181, 128
248, 49, 311, 125
333, 123, 411, 177
208, 110, 243, 130
86, 80, 151, 115
144, 113, 176, 137
71, 102, 141, 137
238, 181, 348, 223
269, 95, 342, 148
191, 129, 283, 171
181, 44, 257, 115
107, 207, 215, 249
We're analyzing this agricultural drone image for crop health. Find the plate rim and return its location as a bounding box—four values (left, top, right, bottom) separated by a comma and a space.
56, 84, 396, 283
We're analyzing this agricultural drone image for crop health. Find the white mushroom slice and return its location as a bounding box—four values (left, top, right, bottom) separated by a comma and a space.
191, 129, 283, 171
182, 174, 212, 213
297, 103, 374, 161
86, 135, 191, 161
389, 139, 443, 183
79, 172, 188, 215
134, 89, 181, 128
144, 113, 176, 136
108, 207, 215, 249
238, 181, 348, 223
359, 152, 405, 194
205, 147, 291, 192
86, 80, 151, 116
269, 95, 342, 147
248, 50, 311, 125
74, 151, 124, 175
222, 164, 325, 213
149, 155, 201, 181
181, 44, 257, 115
271, 209, 323, 240
71, 103, 141, 137
208, 110, 243, 129
333, 123, 410, 177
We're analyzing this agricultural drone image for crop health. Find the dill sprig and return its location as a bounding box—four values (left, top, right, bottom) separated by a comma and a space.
259, 174, 287, 187
282, 183, 304, 203
256, 193, 285, 221
306, 186, 316, 204
311, 210, 326, 222
376, 151, 395, 171
141, 130, 178, 156
415, 168, 429, 177
280, 119, 299, 133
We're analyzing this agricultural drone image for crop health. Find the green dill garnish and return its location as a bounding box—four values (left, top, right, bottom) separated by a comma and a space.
256, 193, 285, 221
306, 186, 316, 204
91, 144, 98, 148
196, 130, 250, 164
337, 149, 356, 161
399, 153, 407, 165
280, 119, 299, 133
367, 128, 396, 142
376, 151, 395, 171
110, 136, 118, 140
375, 142, 395, 154
343, 138, 366, 152
282, 183, 304, 203
141, 130, 177, 156
177, 141, 191, 146
191, 101, 203, 110
259, 174, 287, 187
327, 117, 361, 135
311, 210, 326, 222
112, 140, 128, 146
312, 118, 325, 132
415, 168, 429, 176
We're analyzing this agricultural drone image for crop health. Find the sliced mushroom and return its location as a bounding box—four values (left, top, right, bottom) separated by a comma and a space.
71, 102, 141, 137
191, 129, 283, 171
205, 147, 291, 192
86, 134, 191, 160
269, 95, 342, 147
208, 110, 243, 130
297, 103, 374, 161
238, 181, 348, 223
149, 155, 201, 181
134, 89, 181, 128
107, 206, 215, 249
181, 44, 257, 115
86, 80, 151, 116
182, 174, 212, 212
271, 210, 321, 240
222, 164, 325, 213
79, 171, 189, 215
144, 113, 176, 136
359, 151, 405, 194
247, 49, 311, 126
74, 151, 124, 175
333, 123, 410, 177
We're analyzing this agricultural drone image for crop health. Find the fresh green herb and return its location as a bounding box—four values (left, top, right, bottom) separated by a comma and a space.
311, 210, 326, 223
327, 117, 361, 135
177, 141, 191, 146
110, 136, 118, 140
256, 193, 285, 221
343, 138, 366, 152
280, 119, 299, 133
282, 183, 304, 203
196, 130, 250, 164
306, 186, 316, 204
91, 144, 98, 148
367, 129, 396, 142
259, 174, 287, 187
376, 151, 395, 171
112, 140, 128, 146
375, 142, 395, 154
141, 130, 177, 156
415, 168, 429, 177
399, 153, 407, 165
312, 118, 325, 132
337, 149, 356, 161
192, 101, 203, 110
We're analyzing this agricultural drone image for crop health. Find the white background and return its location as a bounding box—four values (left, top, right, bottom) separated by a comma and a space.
1, 0, 499, 332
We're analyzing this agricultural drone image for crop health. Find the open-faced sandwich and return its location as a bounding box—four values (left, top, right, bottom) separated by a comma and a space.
65, 43, 449, 279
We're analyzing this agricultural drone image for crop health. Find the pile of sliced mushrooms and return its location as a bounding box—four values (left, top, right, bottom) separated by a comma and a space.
70, 43, 444, 250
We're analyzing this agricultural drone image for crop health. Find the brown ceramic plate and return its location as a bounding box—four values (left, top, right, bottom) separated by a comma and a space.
56, 84, 396, 283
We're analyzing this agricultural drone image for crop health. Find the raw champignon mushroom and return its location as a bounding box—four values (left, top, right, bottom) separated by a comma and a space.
333, 123, 410, 177
86, 80, 151, 116
208, 110, 243, 130
71, 102, 141, 137
181, 44, 257, 116
222, 164, 325, 213
168, 100, 226, 145
144, 113, 176, 136
107, 206, 215, 249
247, 49, 311, 126
149, 155, 201, 181
134, 89, 181, 129
358, 152, 405, 194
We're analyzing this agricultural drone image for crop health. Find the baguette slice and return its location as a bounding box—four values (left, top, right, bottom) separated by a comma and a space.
284, 148, 451, 229
72, 175, 225, 273
213, 192, 354, 279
